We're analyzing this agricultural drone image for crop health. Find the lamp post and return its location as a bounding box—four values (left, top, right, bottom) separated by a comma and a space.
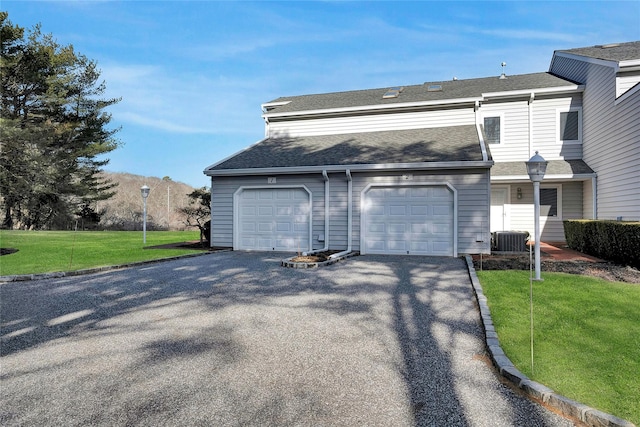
526, 151, 548, 280
141, 185, 150, 244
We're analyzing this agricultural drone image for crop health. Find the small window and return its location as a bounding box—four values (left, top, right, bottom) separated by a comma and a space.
540, 188, 558, 217
558, 108, 582, 143
484, 116, 501, 144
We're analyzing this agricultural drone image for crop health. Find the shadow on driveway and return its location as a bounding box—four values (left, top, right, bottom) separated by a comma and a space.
0, 252, 572, 426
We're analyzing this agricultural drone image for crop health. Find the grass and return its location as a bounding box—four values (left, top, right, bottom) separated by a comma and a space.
477, 270, 640, 425
0, 230, 203, 276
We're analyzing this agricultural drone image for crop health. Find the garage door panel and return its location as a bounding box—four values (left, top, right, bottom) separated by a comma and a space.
411, 205, 428, 215
276, 222, 291, 232
237, 188, 310, 251
258, 222, 273, 232
276, 206, 292, 216
258, 190, 273, 200
411, 187, 429, 197
411, 223, 429, 234
411, 241, 429, 252
258, 206, 273, 216
432, 205, 451, 216
364, 185, 454, 256
241, 222, 256, 232
369, 223, 385, 233
389, 205, 406, 216
432, 241, 451, 254
241, 206, 256, 216
387, 223, 407, 233
387, 240, 409, 252
369, 205, 385, 215
366, 239, 386, 251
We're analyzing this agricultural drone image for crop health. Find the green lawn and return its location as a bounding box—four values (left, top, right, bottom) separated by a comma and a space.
0, 230, 203, 276
477, 270, 640, 425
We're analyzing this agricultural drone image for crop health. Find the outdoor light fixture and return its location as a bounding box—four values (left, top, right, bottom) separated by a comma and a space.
141, 185, 150, 244
526, 151, 547, 280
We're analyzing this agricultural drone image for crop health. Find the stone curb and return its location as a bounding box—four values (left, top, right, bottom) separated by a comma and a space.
281, 251, 359, 268
0, 250, 227, 283
464, 255, 636, 427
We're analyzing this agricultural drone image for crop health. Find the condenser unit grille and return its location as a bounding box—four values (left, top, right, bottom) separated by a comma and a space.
492, 231, 529, 252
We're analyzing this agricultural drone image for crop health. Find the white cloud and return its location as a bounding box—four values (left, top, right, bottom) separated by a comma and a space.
100, 63, 266, 135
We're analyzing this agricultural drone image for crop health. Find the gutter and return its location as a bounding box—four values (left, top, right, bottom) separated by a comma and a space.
303, 170, 330, 256
491, 173, 596, 182
329, 169, 352, 259
205, 160, 493, 177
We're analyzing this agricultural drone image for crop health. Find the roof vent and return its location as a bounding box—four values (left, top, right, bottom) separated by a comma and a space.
499, 62, 507, 79
453, 77, 458, 81
598, 43, 621, 49
427, 84, 442, 92
382, 86, 404, 99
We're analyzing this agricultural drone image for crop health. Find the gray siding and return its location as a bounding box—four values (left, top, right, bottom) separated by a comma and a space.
551, 56, 640, 220
212, 169, 491, 254
350, 170, 491, 254
211, 174, 326, 249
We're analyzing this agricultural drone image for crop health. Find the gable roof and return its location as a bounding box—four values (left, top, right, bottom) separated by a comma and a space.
206, 125, 489, 175
264, 73, 578, 116
555, 41, 640, 63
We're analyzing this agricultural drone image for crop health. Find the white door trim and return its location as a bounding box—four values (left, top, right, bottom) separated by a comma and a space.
233, 185, 313, 252
490, 185, 510, 232
360, 182, 458, 256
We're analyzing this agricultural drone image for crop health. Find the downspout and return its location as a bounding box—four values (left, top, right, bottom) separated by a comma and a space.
592, 176, 597, 219
475, 100, 490, 251
528, 92, 535, 157
329, 169, 352, 259
303, 170, 330, 255
209, 177, 214, 247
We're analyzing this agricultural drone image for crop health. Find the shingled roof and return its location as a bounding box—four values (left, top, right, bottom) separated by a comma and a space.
207, 125, 486, 173
555, 41, 640, 63
491, 160, 595, 178
264, 73, 576, 115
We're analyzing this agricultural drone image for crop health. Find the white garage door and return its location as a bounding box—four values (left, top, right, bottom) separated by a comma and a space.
363, 186, 454, 256
237, 188, 310, 251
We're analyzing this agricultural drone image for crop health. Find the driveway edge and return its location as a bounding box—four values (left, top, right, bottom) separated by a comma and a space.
0, 250, 225, 283
464, 255, 636, 427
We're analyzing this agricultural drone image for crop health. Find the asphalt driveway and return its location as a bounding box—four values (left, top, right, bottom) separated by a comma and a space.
1, 252, 573, 426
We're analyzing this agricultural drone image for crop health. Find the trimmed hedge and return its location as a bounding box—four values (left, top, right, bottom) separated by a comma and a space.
564, 220, 640, 269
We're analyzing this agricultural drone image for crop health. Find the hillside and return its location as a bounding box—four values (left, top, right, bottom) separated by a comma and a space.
96, 172, 203, 231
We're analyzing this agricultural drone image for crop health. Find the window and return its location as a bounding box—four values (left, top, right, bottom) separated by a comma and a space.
484, 116, 501, 144
540, 187, 561, 218
557, 108, 582, 143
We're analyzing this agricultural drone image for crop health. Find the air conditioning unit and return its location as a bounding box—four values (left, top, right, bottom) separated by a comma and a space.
492, 231, 529, 252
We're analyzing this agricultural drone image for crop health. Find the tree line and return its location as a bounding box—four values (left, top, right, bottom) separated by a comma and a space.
1, 12, 119, 229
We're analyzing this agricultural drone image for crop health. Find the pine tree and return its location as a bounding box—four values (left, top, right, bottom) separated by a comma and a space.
0, 12, 120, 229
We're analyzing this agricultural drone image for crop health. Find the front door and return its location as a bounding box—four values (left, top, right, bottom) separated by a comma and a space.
490, 187, 508, 232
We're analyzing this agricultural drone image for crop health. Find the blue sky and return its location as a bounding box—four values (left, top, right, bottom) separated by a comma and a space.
4, 1, 640, 188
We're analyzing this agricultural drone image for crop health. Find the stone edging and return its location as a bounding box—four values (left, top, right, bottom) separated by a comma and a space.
464, 255, 636, 427
281, 251, 359, 268
0, 250, 226, 283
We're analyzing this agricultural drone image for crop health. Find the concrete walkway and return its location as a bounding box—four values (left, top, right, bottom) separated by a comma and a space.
1, 253, 573, 426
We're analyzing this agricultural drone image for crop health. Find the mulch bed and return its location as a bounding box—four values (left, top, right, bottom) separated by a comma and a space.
0, 248, 19, 256
473, 253, 640, 284
289, 250, 343, 263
